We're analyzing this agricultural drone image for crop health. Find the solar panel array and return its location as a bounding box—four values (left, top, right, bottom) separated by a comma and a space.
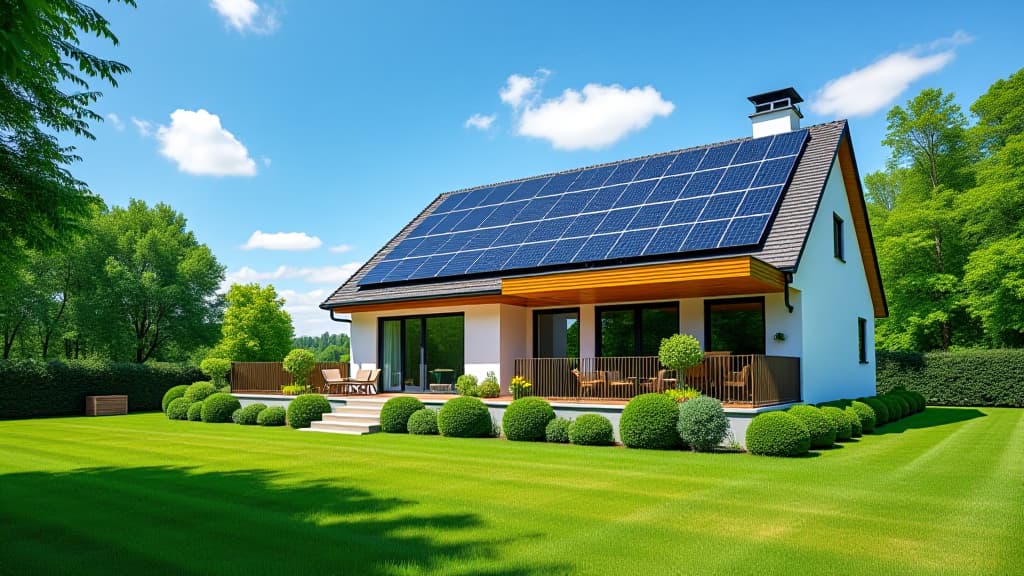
358, 129, 808, 286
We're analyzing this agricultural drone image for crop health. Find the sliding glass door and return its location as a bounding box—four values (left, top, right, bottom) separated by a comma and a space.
597, 302, 679, 357
380, 314, 464, 392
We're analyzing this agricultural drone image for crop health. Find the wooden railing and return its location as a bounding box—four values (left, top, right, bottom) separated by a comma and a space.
230, 362, 349, 394
514, 355, 800, 406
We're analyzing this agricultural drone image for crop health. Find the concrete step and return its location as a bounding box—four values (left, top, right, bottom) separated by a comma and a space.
322, 412, 380, 423
342, 399, 388, 408
334, 403, 384, 413
308, 420, 381, 435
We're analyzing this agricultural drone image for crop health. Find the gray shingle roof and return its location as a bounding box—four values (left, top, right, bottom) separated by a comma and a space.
321, 120, 848, 310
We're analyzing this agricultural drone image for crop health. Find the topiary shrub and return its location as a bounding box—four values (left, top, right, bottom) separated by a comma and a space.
231, 408, 243, 423
162, 384, 190, 412
545, 417, 571, 443
257, 406, 286, 426
437, 397, 492, 438
183, 381, 217, 404
478, 372, 500, 398
380, 396, 426, 433
859, 397, 889, 425
746, 411, 810, 457
787, 405, 835, 449
407, 408, 438, 435
455, 374, 479, 397
845, 406, 863, 437
884, 394, 909, 419
569, 414, 615, 446
502, 397, 555, 442
166, 397, 190, 420
677, 395, 729, 452
893, 388, 925, 413
200, 357, 232, 389
619, 393, 682, 449
201, 392, 241, 423
850, 400, 877, 433
658, 333, 704, 382
287, 393, 332, 429
820, 406, 853, 442
187, 401, 204, 421
282, 349, 316, 393
236, 403, 267, 425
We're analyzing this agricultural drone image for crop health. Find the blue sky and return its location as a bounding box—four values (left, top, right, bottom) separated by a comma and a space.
73, 0, 1021, 335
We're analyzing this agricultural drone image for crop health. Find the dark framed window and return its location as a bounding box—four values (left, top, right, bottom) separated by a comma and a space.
534, 308, 580, 358
704, 297, 766, 355
858, 317, 868, 364
379, 313, 464, 392
596, 302, 679, 357
833, 213, 845, 262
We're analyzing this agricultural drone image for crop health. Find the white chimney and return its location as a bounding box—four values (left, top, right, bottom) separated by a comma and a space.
748, 87, 803, 138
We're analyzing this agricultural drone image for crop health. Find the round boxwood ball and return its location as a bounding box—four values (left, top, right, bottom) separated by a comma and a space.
677, 396, 730, 452
850, 400, 876, 433
568, 414, 615, 446
201, 393, 242, 423
187, 401, 204, 421
746, 411, 810, 457
859, 397, 889, 425
257, 406, 287, 426
503, 397, 555, 441
477, 381, 500, 398
184, 381, 217, 404
380, 397, 426, 433
287, 393, 332, 429
845, 406, 863, 437
162, 385, 189, 412
787, 405, 835, 449
407, 408, 439, 435
545, 417, 571, 443
236, 403, 267, 426
882, 394, 906, 420
820, 406, 853, 441
166, 397, 190, 420
619, 393, 682, 449
437, 397, 492, 438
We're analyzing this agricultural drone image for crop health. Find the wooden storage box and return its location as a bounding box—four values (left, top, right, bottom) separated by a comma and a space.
85, 395, 128, 416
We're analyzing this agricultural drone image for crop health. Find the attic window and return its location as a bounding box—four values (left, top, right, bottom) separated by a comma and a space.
754, 98, 793, 114
833, 213, 845, 262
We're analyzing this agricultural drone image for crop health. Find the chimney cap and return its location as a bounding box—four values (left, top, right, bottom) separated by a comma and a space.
748, 87, 804, 106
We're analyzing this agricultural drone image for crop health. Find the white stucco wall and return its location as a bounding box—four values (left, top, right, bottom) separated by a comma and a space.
793, 157, 876, 403
498, 305, 528, 394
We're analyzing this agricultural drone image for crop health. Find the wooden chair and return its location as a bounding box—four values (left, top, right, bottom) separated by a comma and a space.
606, 370, 634, 398
572, 369, 605, 397
320, 368, 350, 394
723, 365, 752, 402
349, 369, 380, 395
643, 369, 676, 393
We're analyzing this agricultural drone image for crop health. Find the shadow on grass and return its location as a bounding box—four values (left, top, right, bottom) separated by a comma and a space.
873, 407, 987, 435
0, 466, 567, 575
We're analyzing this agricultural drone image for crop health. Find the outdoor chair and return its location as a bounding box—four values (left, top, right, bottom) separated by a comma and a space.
722, 365, 752, 402
606, 370, 635, 398
643, 369, 676, 393
321, 368, 379, 395
571, 369, 604, 397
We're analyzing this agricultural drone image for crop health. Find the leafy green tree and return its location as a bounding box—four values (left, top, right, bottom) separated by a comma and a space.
283, 348, 317, 391
0, 0, 134, 273
970, 68, 1024, 153
76, 200, 225, 362
214, 284, 294, 362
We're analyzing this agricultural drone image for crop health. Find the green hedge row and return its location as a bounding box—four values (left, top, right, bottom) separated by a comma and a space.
0, 360, 203, 420
877, 350, 1024, 407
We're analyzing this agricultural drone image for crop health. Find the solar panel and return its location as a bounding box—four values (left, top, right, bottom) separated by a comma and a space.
358, 129, 808, 285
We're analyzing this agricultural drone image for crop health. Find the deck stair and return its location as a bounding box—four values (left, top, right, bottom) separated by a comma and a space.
305, 397, 386, 435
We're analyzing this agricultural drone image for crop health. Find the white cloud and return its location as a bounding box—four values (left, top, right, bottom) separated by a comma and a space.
242, 230, 322, 251
131, 116, 152, 136
278, 289, 349, 337
465, 113, 496, 130
156, 109, 257, 177
499, 71, 548, 108
810, 31, 973, 117
222, 263, 363, 289
515, 83, 674, 150
328, 244, 353, 253
210, 0, 279, 34
106, 113, 124, 131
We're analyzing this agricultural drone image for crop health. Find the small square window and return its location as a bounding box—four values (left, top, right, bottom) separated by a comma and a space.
833, 213, 845, 262
858, 317, 868, 364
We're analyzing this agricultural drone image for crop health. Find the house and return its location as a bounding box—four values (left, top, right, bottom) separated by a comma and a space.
320, 87, 887, 412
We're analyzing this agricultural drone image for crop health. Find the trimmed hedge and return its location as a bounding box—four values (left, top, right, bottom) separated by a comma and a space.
845, 406, 863, 437
820, 406, 853, 442
676, 396, 729, 452
619, 393, 682, 450
437, 397, 492, 438
287, 394, 332, 429
187, 401, 204, 421
502, 397, 555, 442
877, 349, 1024, 407
257, 406, 286, 426
407, 408, 438, 435
0, 360, 203, 420
478, 381, 500, 398
166, 397, 190, 420
545, 417, 571, 443
183, 381, 217, 404
162, 385, 189, 412
201, 393, 241, 423
746, 411, 810, 457
859, 397, 890, 425
849, 400, 877, 433
380, 397, 426, 433
569, 414, 615, 446
788, 405, 835, 449
236, 403, 267, 425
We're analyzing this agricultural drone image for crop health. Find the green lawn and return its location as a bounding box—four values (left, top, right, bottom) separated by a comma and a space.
0, 408, 1021, 575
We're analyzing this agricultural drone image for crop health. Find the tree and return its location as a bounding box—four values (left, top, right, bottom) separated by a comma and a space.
283, 348, 316, 391
0, 0, 135, 273
971, 68, 1024, 153
214, 284, 294, 362
658, 334, 703, 386
76, 200, 225, 362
